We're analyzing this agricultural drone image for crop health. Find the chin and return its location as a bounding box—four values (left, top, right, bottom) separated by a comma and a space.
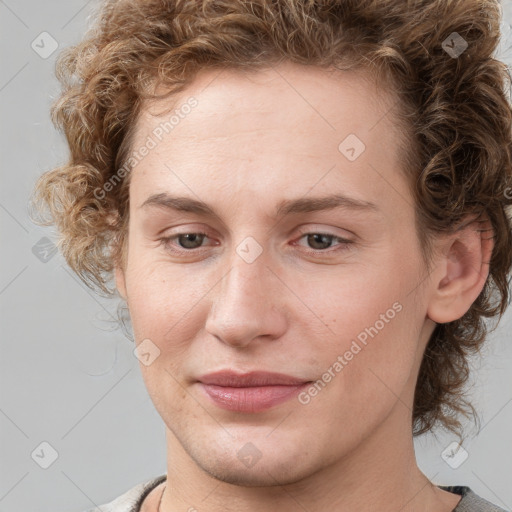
195, 452, 314, 488
182, 429, 321, 488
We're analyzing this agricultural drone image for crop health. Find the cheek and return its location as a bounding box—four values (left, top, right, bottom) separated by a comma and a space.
290, 259, 403, 338
298, 296, 419, 442
294, 258, 421, 396
124, 246, 208, 338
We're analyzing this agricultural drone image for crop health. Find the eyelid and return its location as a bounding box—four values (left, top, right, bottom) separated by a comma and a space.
159, 224, 354, 242
294, 224, 355, 240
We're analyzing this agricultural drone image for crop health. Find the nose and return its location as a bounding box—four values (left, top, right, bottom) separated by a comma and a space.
204, 254, 288, 349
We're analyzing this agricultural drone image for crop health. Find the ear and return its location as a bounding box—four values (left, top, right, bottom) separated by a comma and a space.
107, 211, 128, 301
115, 265, 127, 301
427, 215, 494, 324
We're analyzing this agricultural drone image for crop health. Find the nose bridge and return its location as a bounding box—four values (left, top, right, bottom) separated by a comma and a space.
219, 227, 274, 301
205, 241, 287, 347
217, 244, 272, 316
230, 244, 272, 299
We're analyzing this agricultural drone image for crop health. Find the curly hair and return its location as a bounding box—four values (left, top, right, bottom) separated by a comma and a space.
29, 0, 512, 440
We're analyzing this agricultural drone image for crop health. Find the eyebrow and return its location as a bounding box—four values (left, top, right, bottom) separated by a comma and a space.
139, 192, 379, 218
139, 192, 380, 219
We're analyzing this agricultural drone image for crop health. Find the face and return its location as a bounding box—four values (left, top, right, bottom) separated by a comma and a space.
116, 61, 435, 486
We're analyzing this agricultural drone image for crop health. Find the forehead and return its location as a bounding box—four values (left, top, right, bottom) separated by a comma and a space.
136, 62, 395, 141
128, 62, 410, 218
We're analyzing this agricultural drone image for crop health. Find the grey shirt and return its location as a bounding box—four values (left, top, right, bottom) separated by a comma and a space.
84, 474, 509, 511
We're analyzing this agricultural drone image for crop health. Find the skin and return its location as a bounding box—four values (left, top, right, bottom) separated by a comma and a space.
115, 61, 493, 512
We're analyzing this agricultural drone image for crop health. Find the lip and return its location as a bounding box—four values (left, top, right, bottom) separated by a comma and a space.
198, 370, 309, 387
197, 371, 312, 413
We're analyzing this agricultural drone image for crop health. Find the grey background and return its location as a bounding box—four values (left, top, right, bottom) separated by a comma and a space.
1, 1, 511, 511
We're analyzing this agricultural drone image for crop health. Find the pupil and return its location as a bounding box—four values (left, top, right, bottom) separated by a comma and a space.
180, 233, 203, 248
308, 234, 330, 249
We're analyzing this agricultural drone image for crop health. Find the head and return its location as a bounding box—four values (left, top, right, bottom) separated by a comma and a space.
31, 0, 512, 483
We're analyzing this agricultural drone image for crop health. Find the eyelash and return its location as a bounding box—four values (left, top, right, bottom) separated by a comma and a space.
158, 228, 354, 257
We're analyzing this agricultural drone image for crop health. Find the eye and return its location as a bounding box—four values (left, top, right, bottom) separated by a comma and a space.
293, 229, 354, 255
158, 228, 355, 257
159, 231, 214, 253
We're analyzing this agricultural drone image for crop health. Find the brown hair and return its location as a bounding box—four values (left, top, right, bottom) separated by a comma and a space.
29, 0, 512, 440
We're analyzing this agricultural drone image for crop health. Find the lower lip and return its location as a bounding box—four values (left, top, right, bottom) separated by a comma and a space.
199, 382, 311, 413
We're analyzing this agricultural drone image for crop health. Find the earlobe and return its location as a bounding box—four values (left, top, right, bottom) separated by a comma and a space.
427, 217, 494, 324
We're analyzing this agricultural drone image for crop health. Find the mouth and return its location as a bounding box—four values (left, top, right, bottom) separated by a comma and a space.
197, 370, 312, 413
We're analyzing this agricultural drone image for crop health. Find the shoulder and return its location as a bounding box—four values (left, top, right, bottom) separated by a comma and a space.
81, 474, 167, 512
438, 485, 509, 512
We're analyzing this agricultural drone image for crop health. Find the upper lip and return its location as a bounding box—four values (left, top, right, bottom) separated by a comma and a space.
198, 370, 310, 387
